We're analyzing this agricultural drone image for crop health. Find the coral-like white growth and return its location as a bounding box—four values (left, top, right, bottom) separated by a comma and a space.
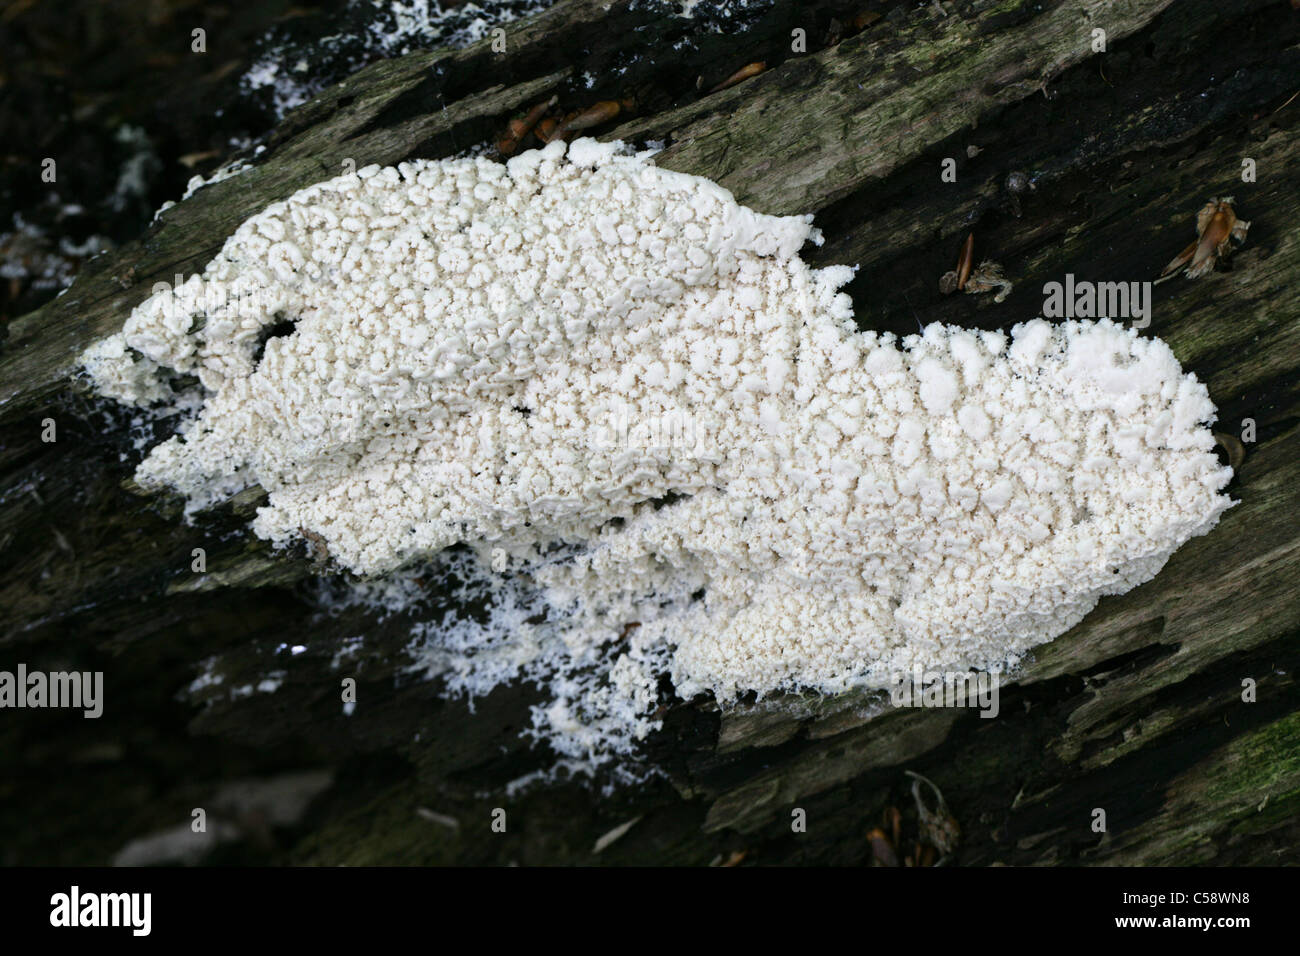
83, 139, 1233, 772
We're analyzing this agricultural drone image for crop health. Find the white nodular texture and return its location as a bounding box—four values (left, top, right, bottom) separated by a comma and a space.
82, 138, 1234, 775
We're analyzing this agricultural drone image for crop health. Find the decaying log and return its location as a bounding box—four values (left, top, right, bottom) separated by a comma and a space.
1, 0, 1298, 865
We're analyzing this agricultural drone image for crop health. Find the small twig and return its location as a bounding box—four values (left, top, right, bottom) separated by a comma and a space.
1272, 89, 1300, 115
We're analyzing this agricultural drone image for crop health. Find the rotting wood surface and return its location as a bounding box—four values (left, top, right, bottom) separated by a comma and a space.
0, 0, 1297, 865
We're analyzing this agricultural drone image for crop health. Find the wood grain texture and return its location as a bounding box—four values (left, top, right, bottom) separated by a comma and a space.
0, 0, 1296, 865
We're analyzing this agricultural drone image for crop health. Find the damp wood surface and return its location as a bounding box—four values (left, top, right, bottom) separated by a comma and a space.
1, 0, 1298, 865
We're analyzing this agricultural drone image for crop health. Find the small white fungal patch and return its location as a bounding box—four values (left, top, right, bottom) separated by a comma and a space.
109, 125, 161, 214
637, 0, 774, 30
83, 139, 1233, 780
241, 0, 558, 121
1, 211, 111, 292
180, 159, 254, 202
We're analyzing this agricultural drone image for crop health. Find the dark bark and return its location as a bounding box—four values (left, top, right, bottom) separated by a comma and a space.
1, 0, 1298, 865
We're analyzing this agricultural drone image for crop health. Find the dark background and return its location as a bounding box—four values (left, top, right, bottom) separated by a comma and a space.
1, 0, 1298, 867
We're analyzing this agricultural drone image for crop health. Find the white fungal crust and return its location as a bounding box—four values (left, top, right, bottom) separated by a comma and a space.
83, 138, 1233, 720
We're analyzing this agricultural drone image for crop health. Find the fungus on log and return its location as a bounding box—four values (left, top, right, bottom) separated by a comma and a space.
1, 0, 1298, 866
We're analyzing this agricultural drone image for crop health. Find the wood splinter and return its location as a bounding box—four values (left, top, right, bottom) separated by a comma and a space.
553, 99, 629, 140
939, 233, 1013, 302
496, 96, 558, 156
708, 61, 766, 94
